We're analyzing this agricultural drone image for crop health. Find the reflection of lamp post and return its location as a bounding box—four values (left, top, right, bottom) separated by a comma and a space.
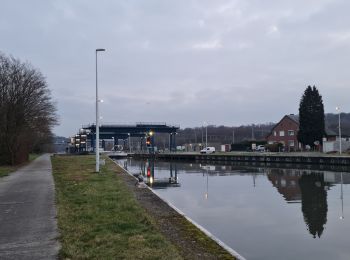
95, 48, 105, 173
203, 166, 209, 199
336, 107, 342, 155
340, 172, 344, 220
205, 169, 209, 199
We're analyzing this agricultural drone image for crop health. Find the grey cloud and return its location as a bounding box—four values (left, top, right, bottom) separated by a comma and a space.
1, 0, 349, 136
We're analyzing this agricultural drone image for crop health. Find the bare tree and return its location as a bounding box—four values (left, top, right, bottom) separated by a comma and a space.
0, 53, 58, 165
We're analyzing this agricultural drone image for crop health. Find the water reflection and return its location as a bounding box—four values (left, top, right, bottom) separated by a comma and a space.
116, 158, 350, 260
340, 172, 344, 220
126, 158, 180, 189
266, 168, 345, 238
267, 169, 302, 203
299, 173, 328, 238
201, 165, 211, 199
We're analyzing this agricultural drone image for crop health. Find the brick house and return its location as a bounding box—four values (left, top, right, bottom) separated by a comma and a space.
266, 114, 300, 151
266, 114, 338, 151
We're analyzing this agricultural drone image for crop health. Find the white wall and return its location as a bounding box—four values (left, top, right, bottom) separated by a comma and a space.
323, 140, 350, 153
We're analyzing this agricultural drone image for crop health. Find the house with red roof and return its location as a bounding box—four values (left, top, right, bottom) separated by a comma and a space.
266, 114, 338, 151
266, 114, 300, 151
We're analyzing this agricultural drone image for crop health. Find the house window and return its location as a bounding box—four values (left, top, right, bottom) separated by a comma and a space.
273, 131, 277, 136
288, 130, 294, 136
279, 131, 285, 136
288, 140, 295, 147
281, 179, 286, 187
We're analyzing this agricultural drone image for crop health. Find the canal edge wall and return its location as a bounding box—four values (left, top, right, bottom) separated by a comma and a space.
109, 156, 247, 260
131, 153, 350, 166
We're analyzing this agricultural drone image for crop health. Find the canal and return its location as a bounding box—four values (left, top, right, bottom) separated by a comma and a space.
115, 158, 350, 260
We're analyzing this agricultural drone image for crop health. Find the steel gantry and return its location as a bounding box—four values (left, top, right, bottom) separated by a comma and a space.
81, 122, 179, 153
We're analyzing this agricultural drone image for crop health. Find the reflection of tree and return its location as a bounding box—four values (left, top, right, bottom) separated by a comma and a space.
298, 173, 328, 238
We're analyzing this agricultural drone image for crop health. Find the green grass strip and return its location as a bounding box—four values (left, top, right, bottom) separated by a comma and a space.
51, 155, 182, 259
0, 153, 41, 177
0, 165, 16, 177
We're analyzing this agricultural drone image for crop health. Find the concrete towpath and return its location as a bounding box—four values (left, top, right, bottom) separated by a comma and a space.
0, 154, 59, 259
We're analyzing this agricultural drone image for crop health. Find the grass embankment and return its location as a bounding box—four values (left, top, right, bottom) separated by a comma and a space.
0, 165, 16, 178
0, 153, 41, 177
51, 155, 182, 259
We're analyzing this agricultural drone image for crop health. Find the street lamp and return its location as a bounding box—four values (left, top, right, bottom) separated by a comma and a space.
95, 48, 105, 173
128, 133, 131, 153
336, 107, 342, 155
204, 122, 208, 148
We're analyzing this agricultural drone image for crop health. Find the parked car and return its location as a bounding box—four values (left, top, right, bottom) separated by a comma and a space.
256, 145, 265, 152
200, 147, 216, 154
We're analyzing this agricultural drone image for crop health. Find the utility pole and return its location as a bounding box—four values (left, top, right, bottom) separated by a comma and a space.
205, 122, 208, 148
201, 126, 204, 144
336, 107, 342, 155
95, 48, 105, 173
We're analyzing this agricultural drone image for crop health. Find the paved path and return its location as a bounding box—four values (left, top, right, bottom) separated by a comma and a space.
0, 154, 59, 259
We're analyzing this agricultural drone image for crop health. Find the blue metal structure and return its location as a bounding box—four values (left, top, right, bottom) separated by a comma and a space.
82, 122, 180, 152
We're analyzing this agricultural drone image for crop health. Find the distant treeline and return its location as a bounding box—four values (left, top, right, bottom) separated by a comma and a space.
170, 113, 350, 146
325, 113, 350, 136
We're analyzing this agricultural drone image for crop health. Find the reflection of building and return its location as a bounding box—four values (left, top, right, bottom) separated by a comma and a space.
267, 169, 331, 238
267, 169, 302, 202
137, 159, 180, 189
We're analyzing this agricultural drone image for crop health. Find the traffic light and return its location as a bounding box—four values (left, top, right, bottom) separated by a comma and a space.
146, 136, 151, 147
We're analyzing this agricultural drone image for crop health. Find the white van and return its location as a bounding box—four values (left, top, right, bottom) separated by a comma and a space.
256, 145, 265, 152
200, 147, 216, 154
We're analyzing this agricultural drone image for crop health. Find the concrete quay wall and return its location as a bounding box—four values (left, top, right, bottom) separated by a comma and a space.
132, 153, 350, 166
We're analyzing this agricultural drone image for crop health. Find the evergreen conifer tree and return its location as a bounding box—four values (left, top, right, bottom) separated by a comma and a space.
297, 86, 325, 148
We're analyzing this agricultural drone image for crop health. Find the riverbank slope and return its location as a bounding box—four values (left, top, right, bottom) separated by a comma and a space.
52, 155, 235, 259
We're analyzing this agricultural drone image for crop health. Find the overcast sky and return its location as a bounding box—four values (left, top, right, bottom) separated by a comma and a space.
1, 0, 350, 137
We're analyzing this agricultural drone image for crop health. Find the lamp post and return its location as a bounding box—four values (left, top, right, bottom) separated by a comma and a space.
128, 133, 131, 153
204, 121, 208, 148
232, 129, 235, 144
336, 107, 342, 155
95, 48, 105, 173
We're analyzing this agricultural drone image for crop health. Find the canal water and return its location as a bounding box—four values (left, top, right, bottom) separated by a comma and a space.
115, 158, 350, 260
